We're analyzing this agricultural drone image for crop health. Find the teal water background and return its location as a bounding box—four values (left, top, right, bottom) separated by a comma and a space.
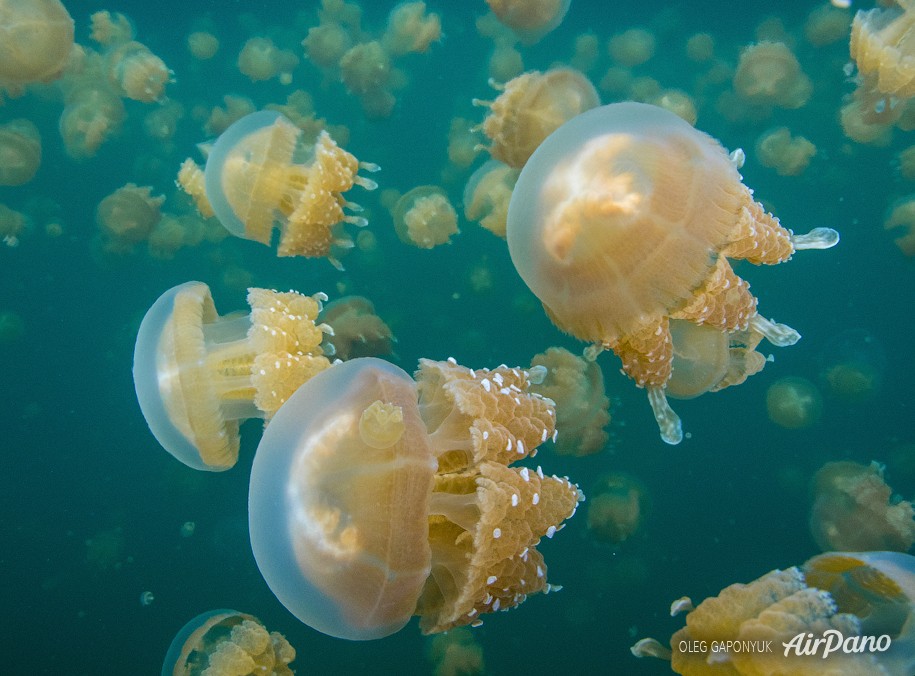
2, 1, 914, 673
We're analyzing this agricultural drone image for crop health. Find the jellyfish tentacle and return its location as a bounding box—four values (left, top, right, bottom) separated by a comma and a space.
646, 387, 683, 445
791, 227, 840, 250
750, 315, 801, 347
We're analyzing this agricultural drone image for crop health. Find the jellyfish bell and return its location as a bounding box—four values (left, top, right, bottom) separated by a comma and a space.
766, 376, 823, 429
818, 328, 886, 403
0, 0, 74, 91
249, 356, 581, 640
162, 609, 296, 676
505, 101, 839, 444
485, 0, 571, 44
666, 320, 730, 400
133, 281, 330, 471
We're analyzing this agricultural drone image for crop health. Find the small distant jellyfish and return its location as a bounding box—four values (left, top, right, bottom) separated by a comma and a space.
237, 37, 299, 83
766, 376, 823, 429
179, 521, 195, 538
0, 119, 41, 186
88, 10, 133, 46
318, 295, 395, 361
586, 473, 649, 544
392, 185, 459, 248
819, 328, 885, 402
0, 0, 74, 92
733, 41, 812, 109
608, 28, 656, 67
382, 2, 442, 56
161, 609, 296, 676
248, 357, 582, 639
485, 0, 571, 44
132, 281, 331, 471
884, 195, 915, 256
0, 203, 26, 247
95, 184, 165, 254
476, 67, 600, 169
810, 460, 915, 552
107, 41, 171, 103
755, 127, 817, 176
805, 3, 852, 47
191, 110, 379, 267
463, 160, 519, 239
187, 31, 219, 60
635, 551, 915, 675
426, 627, 485, 676
506, 102, 839, 444
58, 88, 126, 160
140, 591, 154, 606
529, 346, 611, 457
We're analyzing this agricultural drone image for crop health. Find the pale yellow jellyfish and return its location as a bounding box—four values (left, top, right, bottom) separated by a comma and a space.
608, 28, 656, 67
392, 185, 459, 248
897, 145, 915, 180
0, 0, 74, 93
477, 67, 600, 168
382, 2, 442, 56
685, 33, 715, 63
587, 473, 648, 544
805, 2, 852, 47
488, 44, 524, 83
733, 41, 812, 109
0, 119, 41, 186
463, 160, 519, 239
634, 551, 915, 674
810, 461, 915, 552
885, 195, 915, 255
162, 609, 296, 676
199, 110, 378, 266
819, 328, 885, 402
648, 89, 698, 126
319, 295, 395, 360
339, 40, 394, 115
506, 102, 839, 443
88, 10, 132, 47
485, 0, 571, 44
187, 31, 219, 60
143, 100, 184, 141
237, 37, 299, 83
850, 1, 915, 119
529, 346, 610, 457
766, 376, 823, 429
58, 88, 126, 160
0, 203, 26, 247
755, 126, 817, 176
132, 281, 331, 471
107, 40, 171, 103
302, 22, 353, 70
570, 33, 600, 74
248, 357, 583, 638
427, 627, 485, 676
447, 117, 481, 169
96, 183, 165, 254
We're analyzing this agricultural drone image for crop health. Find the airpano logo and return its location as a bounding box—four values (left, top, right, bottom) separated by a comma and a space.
782, 630, 892, 658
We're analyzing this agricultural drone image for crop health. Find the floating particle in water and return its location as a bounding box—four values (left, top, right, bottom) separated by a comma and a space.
179, 521, 195, 538
140, 591, 155, 606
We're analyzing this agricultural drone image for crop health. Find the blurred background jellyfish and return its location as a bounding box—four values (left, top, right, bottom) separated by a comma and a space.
425, 627, 485, 676
318, 295, 395, 361
237, 37, 299, 83
248, 357, 582, 639
95, 183, 165, 254
586, 473, 649, 545
634, 551, 915, 675
766, 376, 824, 430
463, 159, 519, 239
0, 119, 41, 186
754, 126, 817, 176
476, 67, 600, 169
506, 102, 839, 444
0, 0, 74, 96
810, 460, 915, 552
732, 41, 812, 110
529, 346, 610, 457
884, 195, 915, 256
133, 281, 331, 471
484, 0, 571, 44
161, 609, 295, 676
818, 329, 886, 403
180, 110, 379, 268
391, 185, 459, 249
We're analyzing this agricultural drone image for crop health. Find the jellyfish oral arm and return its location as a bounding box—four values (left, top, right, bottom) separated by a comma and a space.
791, 227, 840, 250
647, 387, 683, 445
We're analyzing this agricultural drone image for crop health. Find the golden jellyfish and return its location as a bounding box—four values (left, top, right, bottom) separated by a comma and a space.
248, 356, 582, 639
0, 202, 25, 246
203, 94, 256, 136
766, 376, 823, 429
570, 33, 600, 74
819, 328, 885, 402
463, 160, 519, 239
897, 145, 915, 180
885, 195, 915, 256
187, 31, 219, 60
0, 0, 74, 92
733, 41, 812, 109
476, 67, 600, 169
850, 2, 915, 119
132, 281, 331, 471
685, 33, 715, 63
506, 102, 839, 444
88, 10, 133, 47
805, 2, 852, 47
586, 473, 648, 544
237, 37, 299, 83
382, 2, 442, 57
318, 295, 394, 360
634, 551, 915, 675
161, 609, 295, 676
529, 346, 610, 457
485, 0, 571, 44
488, 44, 524, 83
426, 627, 485, 676
200, 110, 379, 266
392, 185, 459, 248
810, 461, 915, 553
0, 119, 41, 186
107, 41, 171, 103
59, 88, 126, 160
447, 117, 481, 169
755, 126, 817, 176
608, 28, 656, 67
648, 89, 698, 126
95, 183, 164, 254
302, 22, 353, 70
